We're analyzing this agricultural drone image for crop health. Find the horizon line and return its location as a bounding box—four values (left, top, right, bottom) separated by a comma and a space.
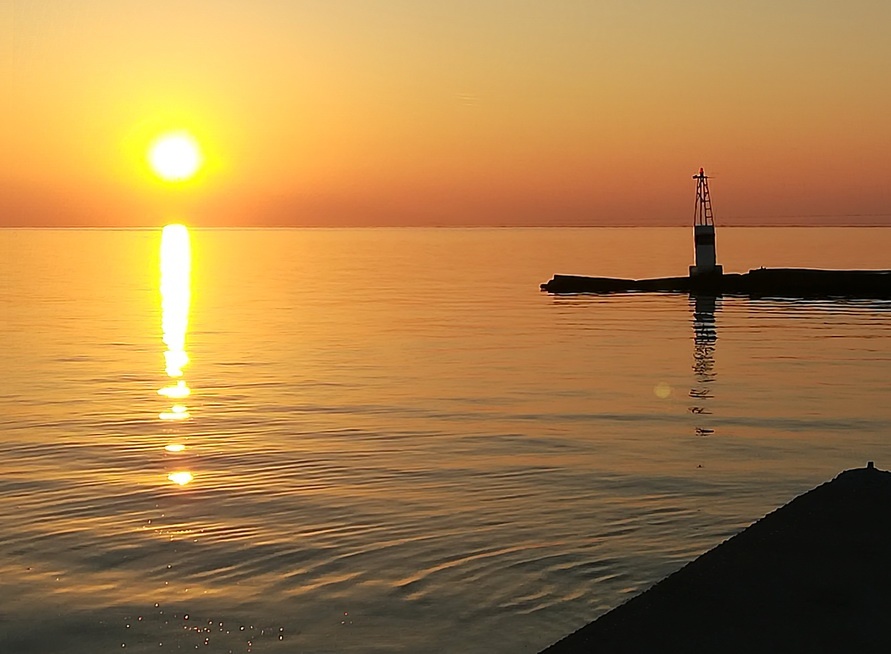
4, 223, 891, 230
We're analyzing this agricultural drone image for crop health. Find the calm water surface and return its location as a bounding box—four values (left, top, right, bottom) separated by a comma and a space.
2, 227, 891, 653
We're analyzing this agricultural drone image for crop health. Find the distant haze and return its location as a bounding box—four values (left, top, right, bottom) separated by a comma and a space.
2, 1, 889, 227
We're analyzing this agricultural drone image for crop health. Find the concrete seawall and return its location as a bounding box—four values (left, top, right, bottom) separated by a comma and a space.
539, 464, 891, 653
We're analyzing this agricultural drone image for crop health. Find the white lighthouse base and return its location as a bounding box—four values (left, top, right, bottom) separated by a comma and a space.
689, 264, 723, 277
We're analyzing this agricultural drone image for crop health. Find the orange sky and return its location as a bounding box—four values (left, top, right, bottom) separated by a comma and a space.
2, 1, 889, 227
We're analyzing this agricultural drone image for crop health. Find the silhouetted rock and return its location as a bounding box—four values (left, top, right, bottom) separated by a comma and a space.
540, 464, 891, 653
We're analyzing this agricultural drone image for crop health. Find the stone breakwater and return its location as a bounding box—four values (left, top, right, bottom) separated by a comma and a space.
541, 268, 891, 298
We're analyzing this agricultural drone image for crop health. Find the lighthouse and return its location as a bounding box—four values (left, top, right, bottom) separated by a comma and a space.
689, 168, 723, 277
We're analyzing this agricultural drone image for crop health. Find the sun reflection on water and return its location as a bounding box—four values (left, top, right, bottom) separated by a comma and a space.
160, 405, 191, 421
160, 224, 194, 485
161, 224, 191, 382
167, 471, 193, 486
158, 379, 190, 399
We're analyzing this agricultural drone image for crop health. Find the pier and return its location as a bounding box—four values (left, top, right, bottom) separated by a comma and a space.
539, 464, 891, 653
541, 267, 891, 298
541, 169, 891, 299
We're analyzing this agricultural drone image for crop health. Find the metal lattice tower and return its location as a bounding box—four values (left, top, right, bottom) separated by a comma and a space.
693, 168, 714, 227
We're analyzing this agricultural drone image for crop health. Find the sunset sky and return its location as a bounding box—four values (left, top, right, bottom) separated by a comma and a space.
2, 1, 889, 227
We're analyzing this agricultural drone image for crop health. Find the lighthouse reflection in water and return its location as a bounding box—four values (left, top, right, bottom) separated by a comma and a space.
690, 295, 718, 436
159, 224, 193, 485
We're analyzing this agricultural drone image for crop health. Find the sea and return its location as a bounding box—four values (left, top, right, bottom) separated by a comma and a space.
2, 226, 890, 653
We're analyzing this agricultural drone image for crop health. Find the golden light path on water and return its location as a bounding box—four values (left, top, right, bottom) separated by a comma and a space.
159, 224, 192, 485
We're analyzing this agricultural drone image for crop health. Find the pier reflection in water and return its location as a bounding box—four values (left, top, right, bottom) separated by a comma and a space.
690, 295, 719, 436
158, 224, 193, 485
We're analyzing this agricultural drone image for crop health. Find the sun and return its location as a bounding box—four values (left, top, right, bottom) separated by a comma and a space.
149, 132, 202, 181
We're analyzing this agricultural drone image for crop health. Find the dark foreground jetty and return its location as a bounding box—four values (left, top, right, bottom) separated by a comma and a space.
541, 268, 891, 299
540, 463, 891, 653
